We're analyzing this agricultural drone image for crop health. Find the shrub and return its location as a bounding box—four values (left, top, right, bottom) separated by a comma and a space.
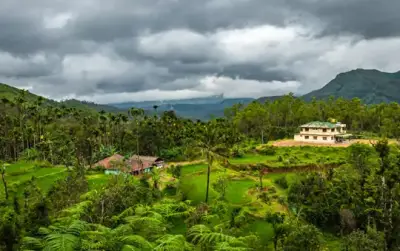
274, 176, 288, 189
258, 192, 270, 204
277, 156, 283, 162
160, 147, 185, 161
257, 145, 276, 156
230, 146, 245, 158
278, 196, 286, 205
303, 153, 311, 159
268, 187, 277, 194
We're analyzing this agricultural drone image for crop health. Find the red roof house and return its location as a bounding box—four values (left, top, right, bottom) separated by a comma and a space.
94, 154, 124, 169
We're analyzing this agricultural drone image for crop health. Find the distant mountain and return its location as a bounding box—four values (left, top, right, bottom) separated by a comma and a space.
256, 95, 286, 103
302, 69, 400, 104
110, 95, 254, 120
0, 83, 123, 113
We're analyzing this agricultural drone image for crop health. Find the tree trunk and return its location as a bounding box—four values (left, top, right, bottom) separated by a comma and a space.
205, 154, 211, 203
1, 168, 8, 200
261, 130, 264, 144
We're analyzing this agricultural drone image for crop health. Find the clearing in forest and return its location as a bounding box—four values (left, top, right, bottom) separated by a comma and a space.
0, 161, 67, 196
271, 138, 398, 147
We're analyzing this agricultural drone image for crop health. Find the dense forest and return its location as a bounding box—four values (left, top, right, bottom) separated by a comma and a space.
1, 90, 400, 250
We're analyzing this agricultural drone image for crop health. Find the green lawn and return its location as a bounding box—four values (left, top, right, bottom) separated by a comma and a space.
180, 164, 257, 205
87, 173, 110, 190
181, 164, 208, 175
229, 146, 347, 168
225, 179, 255, 204
1, 162, 67, 196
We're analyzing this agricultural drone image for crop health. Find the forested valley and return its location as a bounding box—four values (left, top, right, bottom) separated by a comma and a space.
1, 90, 400, 250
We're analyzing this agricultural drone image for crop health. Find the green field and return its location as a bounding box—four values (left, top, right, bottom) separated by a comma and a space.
229, 146, 347, 168
1, 161, 67, 196
87, 173, 111, 190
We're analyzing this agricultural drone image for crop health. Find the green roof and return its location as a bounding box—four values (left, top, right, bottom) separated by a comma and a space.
300, 121, 338, 128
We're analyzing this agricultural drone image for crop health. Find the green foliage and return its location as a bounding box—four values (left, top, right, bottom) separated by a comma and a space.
343, 228, 385, 251
283, 224, 323, 251
274, 176, 288, 189
256, 145, 276, 156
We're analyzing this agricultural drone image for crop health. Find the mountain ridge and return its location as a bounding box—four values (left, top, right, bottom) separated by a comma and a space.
301, 69, 400, 103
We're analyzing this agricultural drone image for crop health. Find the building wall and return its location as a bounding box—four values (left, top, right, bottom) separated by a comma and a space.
105, 170, 120, 175
294, 134, 336, 143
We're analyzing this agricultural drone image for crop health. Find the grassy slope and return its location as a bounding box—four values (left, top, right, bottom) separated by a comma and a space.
229, 146, 347, 168
1, 161, 67, 196
179, 146, 348, 250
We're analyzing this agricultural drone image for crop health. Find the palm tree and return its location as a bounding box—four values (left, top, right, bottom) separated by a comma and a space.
192, 120, 230, 203
129, 108, 145, 156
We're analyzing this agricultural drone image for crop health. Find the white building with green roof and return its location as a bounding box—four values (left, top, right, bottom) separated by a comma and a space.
294, 121, 348, 143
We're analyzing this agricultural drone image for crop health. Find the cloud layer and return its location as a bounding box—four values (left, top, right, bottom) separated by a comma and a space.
1, 0, 400, 103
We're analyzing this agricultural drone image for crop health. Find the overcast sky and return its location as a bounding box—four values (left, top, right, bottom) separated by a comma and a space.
1, 0, 400, 103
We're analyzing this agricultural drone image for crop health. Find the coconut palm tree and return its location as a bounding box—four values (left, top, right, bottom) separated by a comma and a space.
191, 120, 231, 203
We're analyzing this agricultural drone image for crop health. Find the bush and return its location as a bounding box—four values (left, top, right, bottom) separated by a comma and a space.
258, 192, 270, 204
160, 147, 185, 161
274, 176, 288, 189
257, 145, 276, 156
230, 146, 245, 158
278, 196, 286, 205
268, 187, 277, 194
277, 156, 283, 162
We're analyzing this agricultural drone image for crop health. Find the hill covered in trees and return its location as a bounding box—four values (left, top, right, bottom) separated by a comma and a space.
1, 90, 400, 250
0, 83, 124, 114
302, 69, 400, 103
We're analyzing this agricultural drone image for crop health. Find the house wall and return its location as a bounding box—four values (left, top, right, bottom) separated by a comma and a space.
294, 134, 336, 143
105, 170, 120, 175
300, 127, 346, 135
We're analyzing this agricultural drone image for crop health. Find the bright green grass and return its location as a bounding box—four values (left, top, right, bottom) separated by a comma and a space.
87, 173, 110, 190
1, 162, 67, 196
180, 166, 256, 205
180, 173, 218, 204
225, 179, 255, 204
266, 173, 302, 187
8, 167, 66, 184
244, 220, 274, 247
5, 161, 36, 174
181, 164, 207, 175
230, 146, 347, 168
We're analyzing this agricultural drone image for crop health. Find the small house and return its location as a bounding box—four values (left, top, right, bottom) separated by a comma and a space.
294, 121, 352, 143
94, 154, 125, 175
127, 155, 165, 175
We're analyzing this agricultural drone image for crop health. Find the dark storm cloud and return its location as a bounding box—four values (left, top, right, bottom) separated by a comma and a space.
0, 0, 400, 101
288, 0, 400, 38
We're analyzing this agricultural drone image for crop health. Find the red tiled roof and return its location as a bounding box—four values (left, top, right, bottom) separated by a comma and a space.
126, 155, 163, 171
94, 154, 124, 169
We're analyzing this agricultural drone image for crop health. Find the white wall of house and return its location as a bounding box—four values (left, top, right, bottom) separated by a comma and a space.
294, 134, 336, 143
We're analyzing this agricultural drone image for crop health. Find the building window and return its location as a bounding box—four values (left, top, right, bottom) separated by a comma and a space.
331, 137, 334, 140
305, 136, 309, 139
313, 136, 318, 140
331, 128, 335, 132
323, 137, 327, 140
323, 129, 327, 132
305, 128, 309, 132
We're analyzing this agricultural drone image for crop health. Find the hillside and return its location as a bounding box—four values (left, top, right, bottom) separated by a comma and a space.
0, 83, 124, 113
256, 95, 286, 103
302, 69, 400, 103
111, 96, 254, 120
